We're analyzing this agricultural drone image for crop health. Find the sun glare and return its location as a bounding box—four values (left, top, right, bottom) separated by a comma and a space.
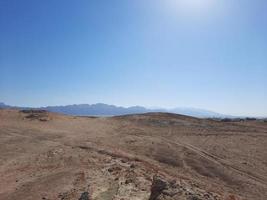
180, 0, 214, 9
169, 0, 216, 18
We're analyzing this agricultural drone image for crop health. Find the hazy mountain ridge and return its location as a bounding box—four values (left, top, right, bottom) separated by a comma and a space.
0, 103, 10, 108
169, 107, 227, 118
0, 102, 233, 118
42, 103, 148, 116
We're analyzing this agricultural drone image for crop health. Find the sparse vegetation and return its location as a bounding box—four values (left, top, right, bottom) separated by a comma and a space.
0, 110, 266, 200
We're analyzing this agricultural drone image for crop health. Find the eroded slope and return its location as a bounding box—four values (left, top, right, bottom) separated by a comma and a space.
0, 110, 266, 200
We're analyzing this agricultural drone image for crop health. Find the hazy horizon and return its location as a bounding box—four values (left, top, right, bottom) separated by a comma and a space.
1, 0, 267, 117
1, 101, 267, 118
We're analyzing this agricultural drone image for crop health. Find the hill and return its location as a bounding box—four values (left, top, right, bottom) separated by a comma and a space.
0, 109, 266, 199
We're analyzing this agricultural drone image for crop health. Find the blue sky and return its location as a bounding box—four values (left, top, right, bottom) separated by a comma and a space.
0, 0, 266, 116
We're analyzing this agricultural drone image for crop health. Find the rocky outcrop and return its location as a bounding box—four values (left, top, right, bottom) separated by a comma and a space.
20, 109, 50, 121
149, 175, 168, 200
78, 192, 90, 200
149, 175, 220, 200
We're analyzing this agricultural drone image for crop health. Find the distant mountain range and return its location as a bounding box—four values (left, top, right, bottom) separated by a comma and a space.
0, 102, 231, 118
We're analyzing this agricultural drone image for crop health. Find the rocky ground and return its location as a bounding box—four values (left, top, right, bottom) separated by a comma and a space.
0, 109, 266, 200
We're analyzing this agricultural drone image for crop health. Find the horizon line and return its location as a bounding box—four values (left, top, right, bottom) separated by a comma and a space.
1, 101, 266, 118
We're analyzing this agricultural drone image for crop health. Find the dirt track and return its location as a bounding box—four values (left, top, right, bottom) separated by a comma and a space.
0, 109, 266, 200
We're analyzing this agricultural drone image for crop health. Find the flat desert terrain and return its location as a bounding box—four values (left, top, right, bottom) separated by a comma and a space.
0, 109, 266, 200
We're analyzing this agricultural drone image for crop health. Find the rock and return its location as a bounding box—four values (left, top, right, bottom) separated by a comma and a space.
108, 166, 121, 173
79, 192, 90, 200
125, 179, 133, 184
149, 175, 168, 200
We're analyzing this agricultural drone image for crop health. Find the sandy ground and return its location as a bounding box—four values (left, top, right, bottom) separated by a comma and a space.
0, 109, 266, 200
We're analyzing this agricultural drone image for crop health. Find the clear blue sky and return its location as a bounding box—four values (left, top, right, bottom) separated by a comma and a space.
0, 0, 266, 116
